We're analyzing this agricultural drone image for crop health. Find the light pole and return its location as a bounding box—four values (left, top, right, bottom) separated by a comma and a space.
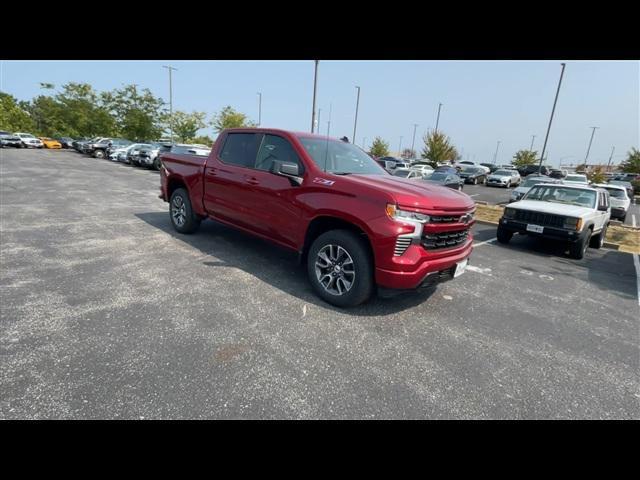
398, 136, 403, 156
606, 146, 615, 171
539, 62, 566, 171
435, 103, 443, 133
583, 126, 599, 166
257, 92, 262, 126
530, 134, 536, 151
492, 140, 501, 164
352, 86, 361, 144
316, 108, 321, 135
162, 65, 178, 144
311, 60, 319, 133
411, 123, 418, 158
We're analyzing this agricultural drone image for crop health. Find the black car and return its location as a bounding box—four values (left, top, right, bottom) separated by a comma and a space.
548, 168, 566, 179
518, 164, 550, 177
422, 171, 464, 191
458, 166, 487, 185
480, 162, 500, 173
434, 165, 459, 175
56, 137, 75, 148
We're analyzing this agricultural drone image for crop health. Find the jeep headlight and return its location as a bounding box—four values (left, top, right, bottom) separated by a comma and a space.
564, 217, 582, 231
386, 204, 430, 223
504, 207, 515, 219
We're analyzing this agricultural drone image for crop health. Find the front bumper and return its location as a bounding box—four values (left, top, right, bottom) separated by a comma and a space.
499, 217, 583, 242
487, 178, 509, 187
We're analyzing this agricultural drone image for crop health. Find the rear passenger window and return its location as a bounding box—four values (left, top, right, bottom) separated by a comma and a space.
219, 133, 262, 168
255, 134, 304, 174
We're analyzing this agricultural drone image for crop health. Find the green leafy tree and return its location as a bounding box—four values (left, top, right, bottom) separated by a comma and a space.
369, 136, 390, 157
190, 135, 214, 147
210, 106, 255, 133
168, 111, 208, 142
620, 147, 640, 173
421, 131, 459, 167
54, 82, 117, 137
100, 84, 165, 140
587, 165, 607, 184
27, 95, 67, 136
511, 149, 539, 168
0, 92, 36, 132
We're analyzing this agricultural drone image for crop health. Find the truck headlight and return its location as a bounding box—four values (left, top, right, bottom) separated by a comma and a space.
386, 204, 430, 223
504, 207, 515, 219
564, 217, 582, 231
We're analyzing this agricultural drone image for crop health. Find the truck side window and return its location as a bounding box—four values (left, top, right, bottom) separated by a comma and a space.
255, 134, 305, 174
219, 133, 262, 168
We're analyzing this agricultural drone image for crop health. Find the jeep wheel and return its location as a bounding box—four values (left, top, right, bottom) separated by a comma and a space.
307, 229, 373, 308
497, 225, 513, 244
169, 188, 201, 234
569, 229, 591, 259
589, 225, 607, 249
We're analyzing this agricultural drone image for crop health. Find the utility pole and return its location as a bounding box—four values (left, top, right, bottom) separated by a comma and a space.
539, 62, 566, 171
352, 86, 361, 144
316, 108, 321, 135
606, 146, 615, 171
162, 65, 178, 144
492, 140, 501, 164
398, 136, 403, 156
257, 92, 262, 126
311, 60, 319, 133
411, 123, 418, 158
530, 134, 536, 151
435, 103, 443, 133
583, 126, 599, 166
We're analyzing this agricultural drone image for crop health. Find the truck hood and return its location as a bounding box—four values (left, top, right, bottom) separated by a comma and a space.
507, 199, 594, 217
344, 174, 474, 212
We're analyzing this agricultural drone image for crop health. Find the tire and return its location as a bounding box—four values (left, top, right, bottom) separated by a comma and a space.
569, 229, 591, 259
620, 214, 626, 223
307, 229, 374, 308
169, 188, 201, 234
94, 150, 104, 159
506, 181, 511, 188
153, 157, 161, 171
589, 225, 607, 249
473, 178, 478, 185
497, 225, 513, 244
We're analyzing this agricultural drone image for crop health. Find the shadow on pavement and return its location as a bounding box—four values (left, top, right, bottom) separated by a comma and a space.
136, 212, 437, 316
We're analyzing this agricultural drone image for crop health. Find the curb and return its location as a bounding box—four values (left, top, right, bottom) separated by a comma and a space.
475, 219, 498, 226
603, 242, 620, 250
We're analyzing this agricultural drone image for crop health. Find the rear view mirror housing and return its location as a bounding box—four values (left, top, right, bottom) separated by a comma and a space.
272, 161, 303, 186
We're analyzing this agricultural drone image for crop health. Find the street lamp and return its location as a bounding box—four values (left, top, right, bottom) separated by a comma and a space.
492, 141, 501, 164
411, 124, 418, 158
538, 63, 566, 171
583, 126, 600, 165
530, 134, 536, 151
162, 65, 178, 144
434, 103, 443, 133
257, 92, 262, 126
352, 86, 361, 144
398, 136, 403, 156
311, 60, 319, 133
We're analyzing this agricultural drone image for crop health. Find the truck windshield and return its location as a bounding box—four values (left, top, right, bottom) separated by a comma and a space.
298, 138, 386, 175
525, 185, 597, 208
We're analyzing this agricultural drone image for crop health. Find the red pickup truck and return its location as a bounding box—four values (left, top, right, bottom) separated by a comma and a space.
159, 128, 475, 307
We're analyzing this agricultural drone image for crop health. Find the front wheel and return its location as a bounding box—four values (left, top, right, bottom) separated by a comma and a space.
94, 150, 104, 159
569, 229, 591, 259
473, 178, 478, 185
153, 157, 161, 170
589, 225, 607, 249
497, 225, 513, 244
307, 230, 374, 308
169, 188, 201, 234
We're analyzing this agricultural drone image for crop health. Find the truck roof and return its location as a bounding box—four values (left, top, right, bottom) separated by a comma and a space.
222, 127, 340, 142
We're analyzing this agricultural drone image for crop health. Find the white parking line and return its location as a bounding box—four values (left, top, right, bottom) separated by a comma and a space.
473, 237, 497, 247
469, 194, 480, 197
632, 214, 640, 308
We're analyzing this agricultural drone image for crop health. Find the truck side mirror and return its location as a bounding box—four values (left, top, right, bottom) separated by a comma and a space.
272, 161, 303, 186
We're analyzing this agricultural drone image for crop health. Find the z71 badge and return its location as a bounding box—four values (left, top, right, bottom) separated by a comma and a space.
313, 177, 335, 186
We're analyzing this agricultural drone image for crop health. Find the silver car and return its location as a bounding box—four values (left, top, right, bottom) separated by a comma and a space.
486, 169, 521, 188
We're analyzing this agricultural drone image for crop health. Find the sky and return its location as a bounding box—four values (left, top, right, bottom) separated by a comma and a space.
1, 60, 638, 167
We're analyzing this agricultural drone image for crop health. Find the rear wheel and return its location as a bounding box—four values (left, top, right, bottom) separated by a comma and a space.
307, 230, 373, 308
94, 149, 104, 159
169, 188, 201, 234
153, 157, 161, 170
497, 225, 513, 244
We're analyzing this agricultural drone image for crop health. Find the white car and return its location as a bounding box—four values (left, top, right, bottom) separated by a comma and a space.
391, 168, 426, 180
509, 175, 561, 202
409, 164, 434, 176
14, 132, 44, 148
498, 183, 611, 259
109, 143, 152, 162
455, 160, 490, 174
486, 169, 521, 188
591, 183, 631, 222
562, 173, 589, 186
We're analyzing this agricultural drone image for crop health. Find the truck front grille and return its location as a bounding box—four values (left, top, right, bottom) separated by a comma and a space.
421, 229, 469, 250
394, 237, 413, 256
514, 210, 565, 228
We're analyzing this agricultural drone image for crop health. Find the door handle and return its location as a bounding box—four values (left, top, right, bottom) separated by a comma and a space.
205, 168, 217, 176
246, 177, 260, 185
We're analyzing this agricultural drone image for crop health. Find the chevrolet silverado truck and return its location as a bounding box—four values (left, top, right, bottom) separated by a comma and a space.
159, 128, 476, 307
497, 183, 611, 259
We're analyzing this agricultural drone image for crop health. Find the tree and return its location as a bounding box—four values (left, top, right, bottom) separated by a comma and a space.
511, 149, 538, 168
26, 95, 66, 136
421, 131, 459, 167
54, 82, 117, 137
587, 165, 607, 184
100, 84, 165, 140
210, 106, 255, 133
169, 111, 208, 142
401, 148, 416, 159
369, 136, 390, 158
0, 92, 36, 132
191, 135, 215, 147
620, 147, 640, 173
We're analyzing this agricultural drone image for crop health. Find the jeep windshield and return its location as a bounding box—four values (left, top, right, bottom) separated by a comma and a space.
299, 138, 387, 175
525, 185, 597, 208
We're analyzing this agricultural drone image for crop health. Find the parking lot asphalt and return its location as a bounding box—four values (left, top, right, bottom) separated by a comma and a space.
1, 148, 639, 419
463, 182, 640, 226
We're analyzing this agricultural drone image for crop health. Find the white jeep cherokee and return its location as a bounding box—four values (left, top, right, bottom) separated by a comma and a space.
497, 183, 611, 259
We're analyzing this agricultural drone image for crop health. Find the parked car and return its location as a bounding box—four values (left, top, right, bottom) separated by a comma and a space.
608, 180, 634, 200
486, 169, 521, 188
517, 164, 551, 177
80, 137, 110, 154
591, 183, 630, 222
159, 128, 475, 307
509, 175, 561, 203
375, 159, 396, 172
410, 163, 434, 176
39, 137, 62, 149
562, 173, 589, 186
391, 168, 427, 180
612, 173, 640, 182
54, 137, 75, 148
498, 184, 611, 259
135, 144, 165, 169
72, 137, 92, 151
422, 171, 464, 191
108, 142, 149, 162
455, 160, 490, 174
0, 132, 23, 148
548, 168, 567, 179
100, 139, 132, 159
458, 166, 487, 185
479, 163, 500, 173
434, 165, 460, 175
14, 133, 44, 148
